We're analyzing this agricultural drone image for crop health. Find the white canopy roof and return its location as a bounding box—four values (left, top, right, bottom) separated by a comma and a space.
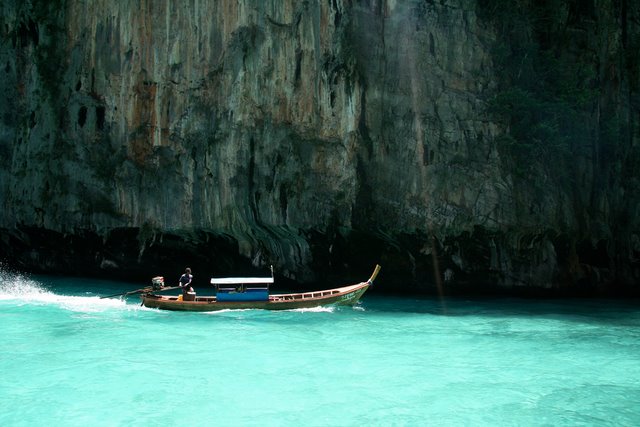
210, 277, 274, 285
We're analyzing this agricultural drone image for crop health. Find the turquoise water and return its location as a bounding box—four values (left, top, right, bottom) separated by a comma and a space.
1, 269, 640, 426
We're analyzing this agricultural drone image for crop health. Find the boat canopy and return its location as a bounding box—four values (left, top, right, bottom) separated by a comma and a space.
210, 276, 272, 302
210, 277, 274, 285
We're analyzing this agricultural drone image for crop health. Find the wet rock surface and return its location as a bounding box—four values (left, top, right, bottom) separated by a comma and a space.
0, 1, 638, 295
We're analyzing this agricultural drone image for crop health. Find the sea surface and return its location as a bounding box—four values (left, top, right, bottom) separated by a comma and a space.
1, 268, 639, 426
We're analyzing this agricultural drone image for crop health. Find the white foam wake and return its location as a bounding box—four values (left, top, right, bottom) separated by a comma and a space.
0, 266, 130, 313
290, 305, 335, 313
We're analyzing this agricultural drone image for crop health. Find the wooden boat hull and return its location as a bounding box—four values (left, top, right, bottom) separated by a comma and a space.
141, 265, 380, 312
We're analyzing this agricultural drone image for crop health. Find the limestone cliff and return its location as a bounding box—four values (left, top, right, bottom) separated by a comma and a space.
0, 0, 638, 294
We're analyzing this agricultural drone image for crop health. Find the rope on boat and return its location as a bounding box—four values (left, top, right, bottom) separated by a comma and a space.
367, 264, 382, 285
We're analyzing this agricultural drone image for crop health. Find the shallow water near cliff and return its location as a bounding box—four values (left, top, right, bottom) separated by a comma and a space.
1, 270, 639, 426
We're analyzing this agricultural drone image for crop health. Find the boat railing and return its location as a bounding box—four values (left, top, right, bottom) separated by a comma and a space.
271, 289, 343, 301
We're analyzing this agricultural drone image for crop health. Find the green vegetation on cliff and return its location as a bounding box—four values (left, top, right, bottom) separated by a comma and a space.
480, 0, 637, 185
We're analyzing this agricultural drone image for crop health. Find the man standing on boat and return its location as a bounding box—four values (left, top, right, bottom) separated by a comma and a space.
178, 268, 193, 295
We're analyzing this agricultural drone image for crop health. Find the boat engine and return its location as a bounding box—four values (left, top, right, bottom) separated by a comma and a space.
151, 276, 165, 290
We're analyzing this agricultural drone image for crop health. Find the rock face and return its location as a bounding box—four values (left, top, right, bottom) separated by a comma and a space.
0, 0, 638, 294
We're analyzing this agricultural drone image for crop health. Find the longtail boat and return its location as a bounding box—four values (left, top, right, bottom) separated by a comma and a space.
140, 265, 381, 312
